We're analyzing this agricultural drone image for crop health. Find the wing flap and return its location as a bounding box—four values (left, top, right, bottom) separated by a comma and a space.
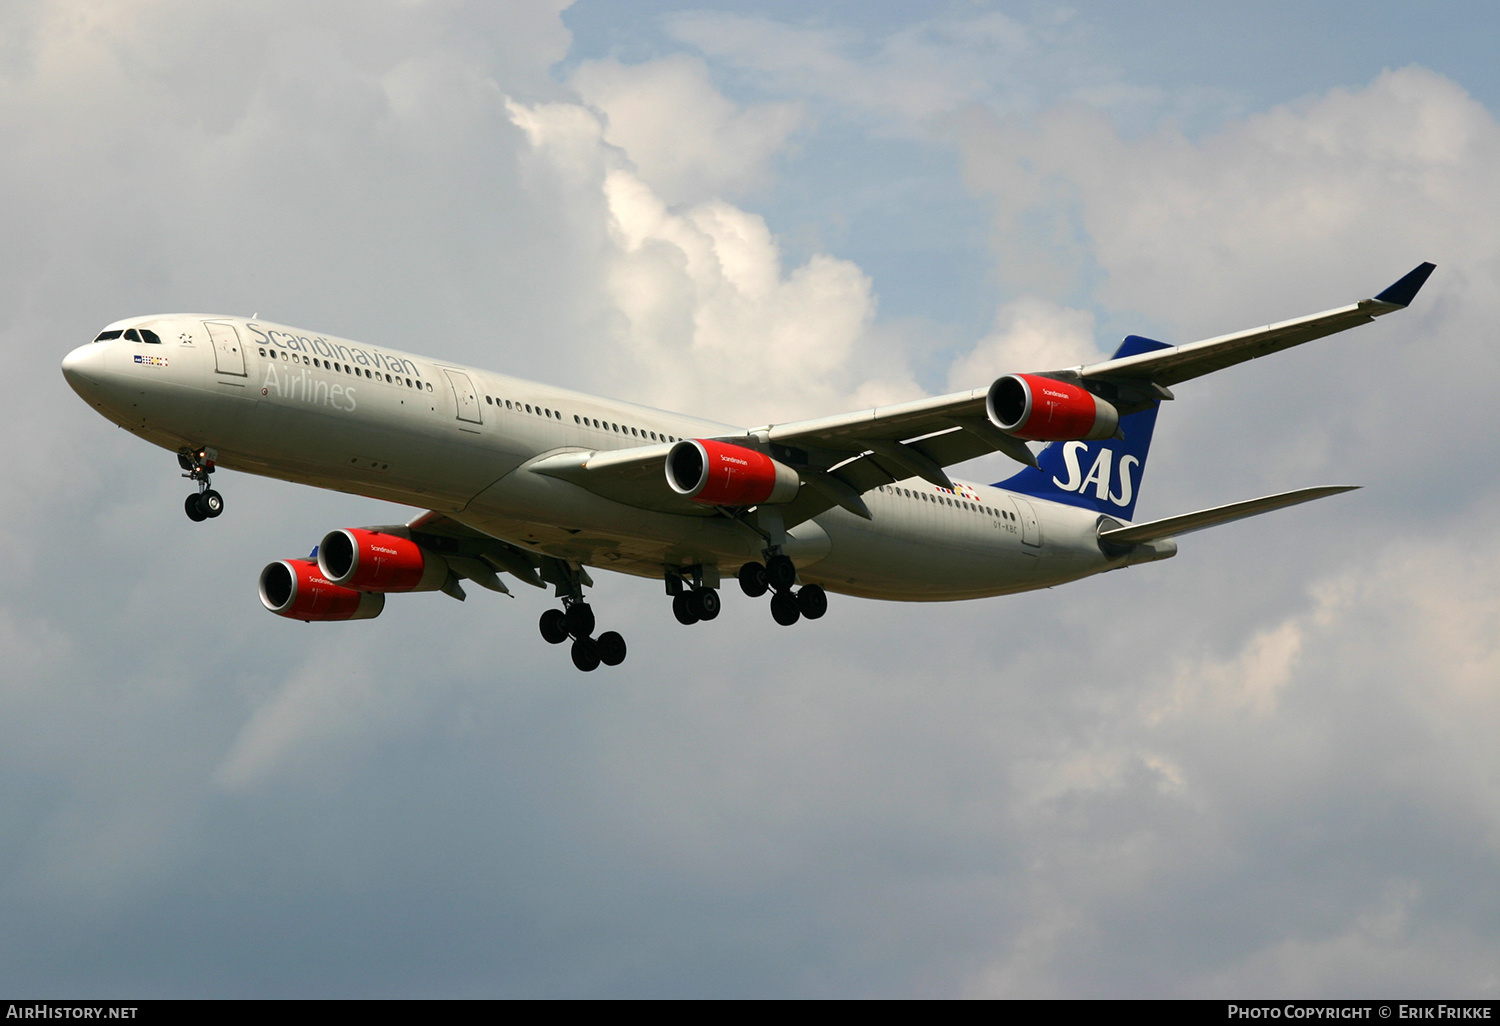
401, 510, 546, 588
763, 389, 987, 452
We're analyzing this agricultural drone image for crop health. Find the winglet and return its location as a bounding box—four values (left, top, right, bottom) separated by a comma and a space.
1374, 262, 1436, 307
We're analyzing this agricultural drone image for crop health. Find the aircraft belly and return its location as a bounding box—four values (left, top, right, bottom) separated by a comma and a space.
806, 508, 1040, 600
458, 469, 768, 575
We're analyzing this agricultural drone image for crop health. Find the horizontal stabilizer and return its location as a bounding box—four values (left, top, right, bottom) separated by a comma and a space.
1099, 485, 1358, 545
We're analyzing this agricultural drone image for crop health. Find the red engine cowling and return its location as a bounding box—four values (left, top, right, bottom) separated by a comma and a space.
987, 373, 1119, 441
666, 439, 800, 506
259, 559, 385, 622
317, 528, 449, 592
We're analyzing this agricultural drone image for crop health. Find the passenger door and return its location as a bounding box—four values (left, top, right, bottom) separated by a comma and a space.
1013, 496, 1042, 547
443, 369, 483, 425
203, 321, 247, 376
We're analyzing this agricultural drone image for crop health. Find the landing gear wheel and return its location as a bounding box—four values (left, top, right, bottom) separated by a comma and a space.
571, 637, 601, 672
738, 561, 769, 598
564, 602, 595, 639
673, 591, 701, 625
539, 609, 569, 645
766, 554, 797, 591
692, 587, 721, 621
770, 591, 801, 626
596, 631, 627, 667
796, 584, 827, 619
184, 493, 208, 522
201, 489, 224, 518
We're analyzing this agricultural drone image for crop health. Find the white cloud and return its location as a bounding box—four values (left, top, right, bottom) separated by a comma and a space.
955, 67, 1500, 332
506, 96, 919, 424
666, 9, 1039, 128
570, 54, 802, 206
946, 296, 1105, 389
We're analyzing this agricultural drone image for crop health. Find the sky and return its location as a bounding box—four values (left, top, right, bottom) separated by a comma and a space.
4, 0, 1499, 998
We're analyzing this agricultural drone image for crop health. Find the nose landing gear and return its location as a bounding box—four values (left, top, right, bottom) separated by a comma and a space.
179, 448, 223, 522
740, 552, 826, 627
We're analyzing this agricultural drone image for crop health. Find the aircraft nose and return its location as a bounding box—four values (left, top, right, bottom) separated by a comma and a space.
61, 342, 106, 393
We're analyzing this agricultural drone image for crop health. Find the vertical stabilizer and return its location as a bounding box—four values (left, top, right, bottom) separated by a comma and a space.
994, 335, 1171, 521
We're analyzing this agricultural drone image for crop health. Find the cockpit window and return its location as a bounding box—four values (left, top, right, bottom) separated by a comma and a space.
139, 328, 162, 344
124, 329, 141, 342
94, 330, 123, 342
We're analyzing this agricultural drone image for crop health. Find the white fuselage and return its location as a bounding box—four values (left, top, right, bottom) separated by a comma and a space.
62, 315, 1171, 602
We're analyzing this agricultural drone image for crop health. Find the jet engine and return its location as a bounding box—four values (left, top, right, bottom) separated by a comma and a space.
666, 439, 800, 506
259, 558, 385, 622
316, 528, 450, 592
987, 373, 1120, 441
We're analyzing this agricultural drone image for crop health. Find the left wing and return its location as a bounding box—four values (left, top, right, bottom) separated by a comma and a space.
526, 395, 1028, 528
1077, 263, 1434, 389
519, 264, 1431, 528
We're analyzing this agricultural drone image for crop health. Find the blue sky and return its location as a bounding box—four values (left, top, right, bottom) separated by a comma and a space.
565, 1, 1500, 380
4, 0, 1499, 997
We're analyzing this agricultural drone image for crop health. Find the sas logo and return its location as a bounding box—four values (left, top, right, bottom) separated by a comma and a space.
1051, 441, 1139, 508
134, 354, 168, 368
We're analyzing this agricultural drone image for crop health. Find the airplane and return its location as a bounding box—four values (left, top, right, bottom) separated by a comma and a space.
60, 262, 1435, 671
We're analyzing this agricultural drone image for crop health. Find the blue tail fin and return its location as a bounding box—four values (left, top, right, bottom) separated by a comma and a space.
994, 335, 1171, 521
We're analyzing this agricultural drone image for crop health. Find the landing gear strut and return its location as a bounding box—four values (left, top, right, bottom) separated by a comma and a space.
740, 551, 827, 627
538, 564, 625, 671
179, 449, 223, 522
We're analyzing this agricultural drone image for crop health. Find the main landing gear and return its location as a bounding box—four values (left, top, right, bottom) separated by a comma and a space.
667, 567, 721, 626
538, 567, 626, 672
738, 553, 826, 627
179, 449, 223, 522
